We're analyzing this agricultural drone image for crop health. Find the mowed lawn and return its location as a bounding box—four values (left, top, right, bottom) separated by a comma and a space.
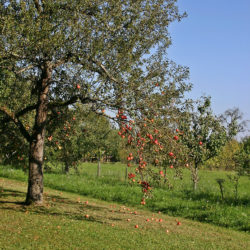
0, 178, 250, 250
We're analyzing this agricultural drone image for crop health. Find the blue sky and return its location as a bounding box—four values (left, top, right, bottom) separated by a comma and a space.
167, 0, 250, 135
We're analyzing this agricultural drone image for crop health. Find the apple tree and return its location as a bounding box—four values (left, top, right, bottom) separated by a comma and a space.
178, 97, 229, 191
0, 0, 189, 204
115, 72, 191, 202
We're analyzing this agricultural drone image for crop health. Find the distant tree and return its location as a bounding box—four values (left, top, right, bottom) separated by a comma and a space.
44, 104, 82, 174
219, 108, 247, 139
77, 111, 119, 177
44, 104, 120, 175
179, 97, 230, 191
227, 136, 250, 200
234, 136, 250, 177
204, 139, 241, 170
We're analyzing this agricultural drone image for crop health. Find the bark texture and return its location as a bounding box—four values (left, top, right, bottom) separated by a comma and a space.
26, 63, 51, 204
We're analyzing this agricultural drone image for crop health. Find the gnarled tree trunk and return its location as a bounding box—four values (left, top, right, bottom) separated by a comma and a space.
25, 63, 51, 205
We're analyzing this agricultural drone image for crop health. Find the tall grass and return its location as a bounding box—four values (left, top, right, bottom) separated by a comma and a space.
0, 162, 249, 232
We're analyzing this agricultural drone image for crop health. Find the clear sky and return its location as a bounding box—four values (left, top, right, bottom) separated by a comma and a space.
167, 0, 250, 136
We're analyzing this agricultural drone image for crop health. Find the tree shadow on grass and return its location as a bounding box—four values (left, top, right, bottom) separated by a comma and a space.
0, 188, 26, 205
0, 188, 25, 197
182, 190, 250, 206
0, 189, 122, 226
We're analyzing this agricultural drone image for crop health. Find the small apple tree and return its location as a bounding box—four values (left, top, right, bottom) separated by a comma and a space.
179, 97, 229, 191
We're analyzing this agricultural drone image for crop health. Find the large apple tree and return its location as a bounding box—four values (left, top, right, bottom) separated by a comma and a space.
0, 0, 189, 204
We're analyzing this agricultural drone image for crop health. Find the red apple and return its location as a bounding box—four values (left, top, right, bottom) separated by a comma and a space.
134, 225, 139, 228
76, 84, 81, 89
168, 152, 174, 157
154, 139, 159, 145
199, 141, 203, 145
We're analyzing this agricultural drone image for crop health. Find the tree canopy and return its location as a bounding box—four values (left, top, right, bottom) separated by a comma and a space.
0, 0, 191, 204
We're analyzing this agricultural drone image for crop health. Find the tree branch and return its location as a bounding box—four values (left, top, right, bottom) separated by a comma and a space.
48, 95, 97, 109
0, 106, 31, 142
33, 0, 43, 14
15, 64, 35, 74
1, 104, 37, 124
90, 59, 120, 83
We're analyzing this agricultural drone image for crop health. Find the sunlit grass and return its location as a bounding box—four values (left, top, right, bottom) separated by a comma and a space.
0, 163, 249, 232
0, 178, 249, 250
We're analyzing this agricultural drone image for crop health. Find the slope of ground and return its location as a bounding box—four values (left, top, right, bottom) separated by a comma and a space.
0, 178, 249, 250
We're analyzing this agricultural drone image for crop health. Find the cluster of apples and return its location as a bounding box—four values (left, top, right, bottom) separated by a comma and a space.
117, 123, 133, 140
140, 181, 151, 194
117, 113, 189, 203
128, 173, 136, 179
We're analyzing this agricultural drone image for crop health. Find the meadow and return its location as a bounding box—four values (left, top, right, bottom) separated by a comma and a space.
0, 162, 249, 233
1, 177, 250, 250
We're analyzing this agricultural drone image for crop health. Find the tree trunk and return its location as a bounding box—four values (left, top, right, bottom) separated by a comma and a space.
25, 63, 51, 205
164, 167, 167, 184
192, 164, 199, 192
125, 165, 128, 182
97, 160, 101, 177
65, 162, 70, 174
97, 151, 101, 177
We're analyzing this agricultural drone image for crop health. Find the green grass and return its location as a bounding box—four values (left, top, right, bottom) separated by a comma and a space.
0, 163, 249, 232
1, 178, 250, 250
